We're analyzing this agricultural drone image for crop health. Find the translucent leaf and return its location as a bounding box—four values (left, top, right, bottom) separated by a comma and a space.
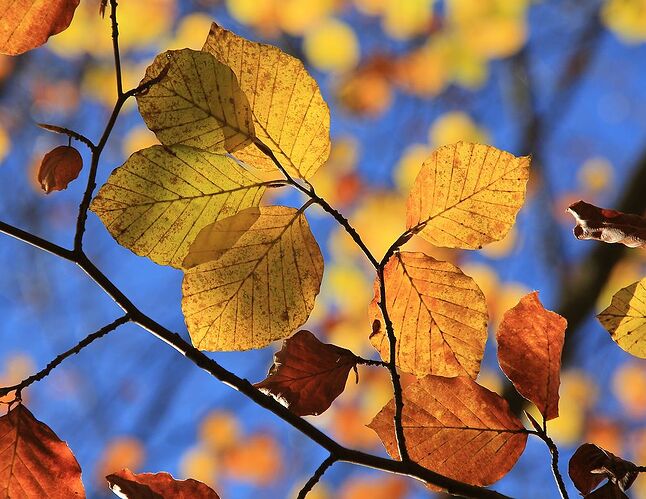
567, 200, 646, 248
202, 23, 330, 179
568, 443, 638, 496
107, 468, 219, 499
598, 278, 646, 358
91, 145, 270, 268
406, 142, 530, 249
182, 206, 323, 350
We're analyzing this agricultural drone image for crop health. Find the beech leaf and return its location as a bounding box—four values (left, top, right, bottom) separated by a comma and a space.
0, 404, 85, 498
137, 49, 254, 153
255, 330, 358, 416
568, 443, 638, 496
0, 0, 79, 55
38, 145, 83, 194
202, 23, 331, 179
368, 375, 527, 486
496, 291, 566, 421
90, 145, 270, 268
406, 142, 530, 250
182, 206, 324, 351
368, 251, 488, 378
597, 278, 646, 358
107, 468, 219, 499
567, 200, 646, 248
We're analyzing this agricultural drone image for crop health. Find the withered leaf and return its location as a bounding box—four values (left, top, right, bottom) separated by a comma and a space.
568, 443, 638, 497
496, 291, 566, 421
38, 145, 83, 194
107, 468, 219, 498
567, 200, 646, 248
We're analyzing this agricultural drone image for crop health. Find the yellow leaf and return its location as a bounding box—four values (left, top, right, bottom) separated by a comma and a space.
598, 278, 646, 358
382, 0, 434, 40
202, 23, 331, 179
137, 49, 255, 153
428, 112, 488, 148
182, 206, 324, 350
602, 0, 646, 43
369, 251, 488, 377
91, 145, 270, 268
303, 18, 360, 72
406, 142, 530, 250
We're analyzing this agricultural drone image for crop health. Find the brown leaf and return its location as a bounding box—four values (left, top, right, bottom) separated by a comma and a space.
38, 145, 83, 194
496, 291, 566, 421
255, 330, 358, 416
568, 443, 638, 496
585, 482, 629, 499
0, 0, 79, 55
567, 200, 646, 248
106, 468, 219, 498
0, 404, 85, 498
368, 375, 528, 486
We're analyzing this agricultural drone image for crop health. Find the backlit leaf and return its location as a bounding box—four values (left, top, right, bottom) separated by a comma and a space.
597, 278, 646, 358
137, 49, 254, 153
369, 251, 488, 377
255, 330, 358, 416
182, 206, 323, 350
406, 142, 530, 249
90, 145, 271, 268
37, 145, 83, 194
567, 200, 646, 248
0, 0, 79, 55
368, 375, 527, 486
107, 468, 219, 499
203, 23, 331, 179
568, 443, 638, 496
0, 404, 84, 498
496, 291, 566, 421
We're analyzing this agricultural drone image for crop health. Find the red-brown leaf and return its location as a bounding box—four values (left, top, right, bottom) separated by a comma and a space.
568, 443, 638, 496
255, 330, 358, 416
106, 468, 219, 498
38, 145, 83, 194
496, 291, 566, 421
0, 404, 85, 498
567, 200, 646, 248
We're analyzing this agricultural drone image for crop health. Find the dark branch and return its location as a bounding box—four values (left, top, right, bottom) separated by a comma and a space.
297, 454, 337, 499
37, 123, 96, 151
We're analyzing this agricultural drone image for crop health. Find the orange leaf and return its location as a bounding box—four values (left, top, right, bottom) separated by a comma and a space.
255, 330, 358, 416
568, 443, 638, 497
222, 433, 282, 485
106, 468, 219, 498
0, 0, 79, 55
496, 291, 566, 421
567, 200, 646, 248
368, 375, 527, 486
0, 404, 84, 498
37, 145, 83, 194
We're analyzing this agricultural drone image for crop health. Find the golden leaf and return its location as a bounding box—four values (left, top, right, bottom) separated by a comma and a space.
406, 142, 530, 249
202, 23, 330, 179
182, 206, 323, 351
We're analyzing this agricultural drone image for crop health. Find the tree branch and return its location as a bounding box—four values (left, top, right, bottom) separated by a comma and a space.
297, 454, 336, 499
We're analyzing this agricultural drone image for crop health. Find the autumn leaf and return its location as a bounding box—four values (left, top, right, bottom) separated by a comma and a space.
106, 468, 219, 498
567, 200, 646, 248
0, 0, 79, 55
202, 23, 331, 179
369, 251, 488, 378
0, 404, 85, 498
38, 145, 83, 194
568, 443, 638, 497
137, 49, 254, 153
406, 142, 530, 249
255, 330, 358, 416
368, 375, 527, 486
182, 206, 323, 351
222, 433, 283, 485
597, 278, 646, 358
90, 145, 272, 268
496, 291, 566, 421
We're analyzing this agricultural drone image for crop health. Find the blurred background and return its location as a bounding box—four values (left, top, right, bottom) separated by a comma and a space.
1, 0, 646, 497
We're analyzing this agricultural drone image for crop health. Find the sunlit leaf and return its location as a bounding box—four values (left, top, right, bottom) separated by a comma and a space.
406, 142, 530, 249
137, 49, 255, 153
496, 291, 566, 421
568, 443, 638, 497
203, 23, 331, 179
303, 18, 360, 72
107, 468, 219, 499
369, 251, 488, 377
368, 375, 527, 486
37, 145, 83, 194
0, 405, 84, 497
182, 206, 323, 350
91, 145, 272, 268
598, 278, 646, 358
0, 0, 79, 55
567, 200, 646, 248
428, 111, 488, 148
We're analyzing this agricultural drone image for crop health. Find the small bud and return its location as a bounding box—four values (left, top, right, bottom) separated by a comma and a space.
37, 145, 83, 194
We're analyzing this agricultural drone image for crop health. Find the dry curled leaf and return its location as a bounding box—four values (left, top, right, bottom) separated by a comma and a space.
496, 291, 566, 421
368, 375, 527, 486
38, 145, 83, 194
255, 330, 358, 416
568, 443, 638, 497
0, 404, 85, 498
567, 200, 646, 248
106, 468, 219, 498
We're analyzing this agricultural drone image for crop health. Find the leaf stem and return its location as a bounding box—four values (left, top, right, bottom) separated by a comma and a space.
529, 415, 569, 499
297, 454, 337, 499
355, 357, 389, 368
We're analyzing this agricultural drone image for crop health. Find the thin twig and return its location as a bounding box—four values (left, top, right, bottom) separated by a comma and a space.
356, 357, 389, 368
37, 124, 96, 151
297, 454, 337, 499
109, 0, 123, 97
526, 413, 569, 499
